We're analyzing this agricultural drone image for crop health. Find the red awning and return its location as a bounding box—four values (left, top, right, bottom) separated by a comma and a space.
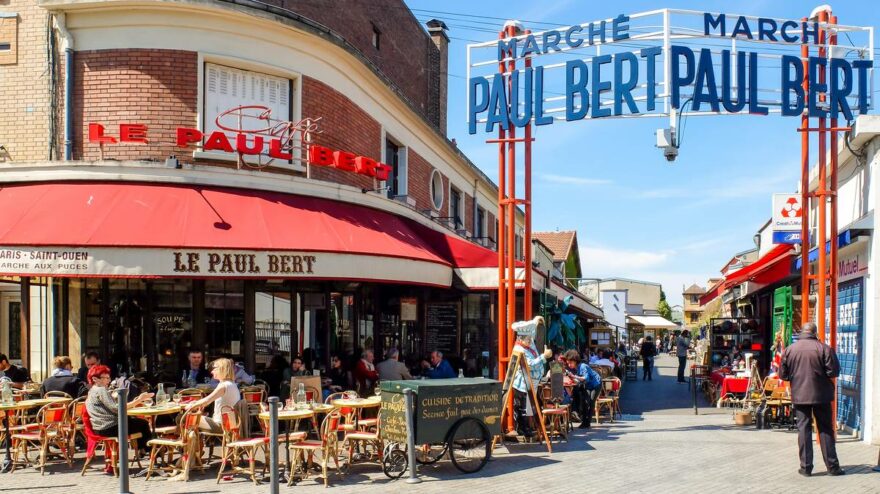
699, 244, 795, 305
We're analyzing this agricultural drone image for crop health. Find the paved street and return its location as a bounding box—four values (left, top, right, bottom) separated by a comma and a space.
4, 355, 879, 493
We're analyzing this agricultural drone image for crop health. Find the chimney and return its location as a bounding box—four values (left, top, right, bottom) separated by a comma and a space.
426, 19, 449, 135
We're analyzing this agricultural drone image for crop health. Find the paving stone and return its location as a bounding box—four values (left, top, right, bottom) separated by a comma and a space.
2, 355, 878, 492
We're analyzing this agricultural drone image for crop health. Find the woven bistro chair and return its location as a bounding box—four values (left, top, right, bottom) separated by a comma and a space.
215, 406, 267, 485
145, 406, 204, 481
288, 409, 343, 487
66, 397, 87, 453
342, 409, 383, 465
539, 384, 570, 442
80, 407, 143, 477
11, 401, 72, 474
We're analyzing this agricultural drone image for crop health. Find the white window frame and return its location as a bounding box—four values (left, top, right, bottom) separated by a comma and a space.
195, 55, 303, 172
430, 169, 444, 211
381, 129, 407, 198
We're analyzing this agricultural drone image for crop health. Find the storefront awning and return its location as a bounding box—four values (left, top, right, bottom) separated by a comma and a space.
626, 315, 678, 329
0, 182, 462, 286
550, 280, 603, 318
699, 244, 795, 305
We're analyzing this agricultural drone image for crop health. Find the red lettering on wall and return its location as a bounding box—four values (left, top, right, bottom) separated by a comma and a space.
204, 131, 234, 153
88, 123, 117, 144
119, 124, 149, 144
177, 128, 203, 147
333, 151, 357, 172
309, 145, 334, 166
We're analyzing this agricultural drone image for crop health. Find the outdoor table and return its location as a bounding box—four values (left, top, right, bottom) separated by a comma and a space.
259, 407, 314, 480
332, 396, 381, 431
0, 397, 71, 473
720, 376, 749, 397
128, 404, 182, 433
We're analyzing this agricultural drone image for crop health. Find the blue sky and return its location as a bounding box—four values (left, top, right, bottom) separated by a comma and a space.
404, 1, 878, 306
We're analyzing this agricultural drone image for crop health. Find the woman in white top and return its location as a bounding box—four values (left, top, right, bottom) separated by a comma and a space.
185, 357, 241, 433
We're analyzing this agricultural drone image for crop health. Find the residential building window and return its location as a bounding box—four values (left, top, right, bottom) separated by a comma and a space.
689, 313, 699, 323
0, 14, 18, 65
475, 206, 486, 244
203, 63, 294, 167
450, 187, 462, 229
372, 24, 381, 50
384, 136, 407, 198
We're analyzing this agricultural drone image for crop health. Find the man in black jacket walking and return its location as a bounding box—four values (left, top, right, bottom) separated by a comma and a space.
780, 322, 844, 477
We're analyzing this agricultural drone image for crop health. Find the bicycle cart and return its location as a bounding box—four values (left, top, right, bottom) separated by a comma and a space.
379, 378, 501, 478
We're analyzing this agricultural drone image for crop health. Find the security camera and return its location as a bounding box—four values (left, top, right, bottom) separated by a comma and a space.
664, 146, 678, 162
656, 128, 678, 163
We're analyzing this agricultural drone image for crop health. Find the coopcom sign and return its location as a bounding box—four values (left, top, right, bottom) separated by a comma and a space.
466, 9, 874, 134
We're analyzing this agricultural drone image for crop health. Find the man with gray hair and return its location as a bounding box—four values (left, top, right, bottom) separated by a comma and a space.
377, 347, 413, 381
780, 321, 844, 477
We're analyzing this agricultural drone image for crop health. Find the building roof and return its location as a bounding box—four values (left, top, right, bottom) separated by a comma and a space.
533, 231, 576, 262
683, 284, 705, 295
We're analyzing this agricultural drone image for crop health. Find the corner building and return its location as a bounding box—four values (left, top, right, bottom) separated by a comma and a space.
0, 0, 595, 381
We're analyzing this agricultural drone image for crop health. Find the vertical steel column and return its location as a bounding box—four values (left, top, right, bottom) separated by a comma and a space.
800, 29, 811, 327
506, 24, 517, 360
496, 29, 509, 382
829, 14, 839, 353
523, 30, 533, 321
816, 10, 828, 343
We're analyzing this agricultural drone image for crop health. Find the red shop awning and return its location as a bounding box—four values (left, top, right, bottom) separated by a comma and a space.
699, 244, 795, 305
0, 182, 468, 286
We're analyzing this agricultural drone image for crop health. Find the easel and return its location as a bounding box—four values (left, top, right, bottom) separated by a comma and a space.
495, 350, 552, 453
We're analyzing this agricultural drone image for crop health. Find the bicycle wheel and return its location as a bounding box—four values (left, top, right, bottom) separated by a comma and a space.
447, 417, 490, 474
414, 443, 447, 464
382, 448, 408, 479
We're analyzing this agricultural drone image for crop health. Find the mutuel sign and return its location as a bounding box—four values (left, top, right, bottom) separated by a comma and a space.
466, 10, 874, 133
88, 105, 392, 180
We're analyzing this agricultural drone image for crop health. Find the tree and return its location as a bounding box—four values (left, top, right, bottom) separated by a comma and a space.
658, 299, 672, 320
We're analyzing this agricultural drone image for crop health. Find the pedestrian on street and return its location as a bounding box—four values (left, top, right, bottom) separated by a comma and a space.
780, 322, 845, 477
676, 330, 691, 384
640, 336, 656, 381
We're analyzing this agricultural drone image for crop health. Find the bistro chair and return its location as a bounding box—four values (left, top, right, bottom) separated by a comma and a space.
602, 377, 623, 420
257, 402, 307, 444
594, 384, 616, 425
177, 388, 205, 403
43, 390, 73, 399
288, 410, 342, 488
145, 407, 204, 481
342, 411, 383, 465
538, 384, 570, 442
80, 407, 143, 477
66, 397, 87, 453
215, 406, 267, 485
11, 401, 71, 474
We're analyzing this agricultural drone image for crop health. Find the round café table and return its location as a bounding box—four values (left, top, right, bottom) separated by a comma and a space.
259, 408, 315, 481
128, 404, 182, 433
0, 397, 71, 473
332, 396, 380, 430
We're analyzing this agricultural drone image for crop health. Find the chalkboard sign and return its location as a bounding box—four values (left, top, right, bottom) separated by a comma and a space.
425, 303, 458, 355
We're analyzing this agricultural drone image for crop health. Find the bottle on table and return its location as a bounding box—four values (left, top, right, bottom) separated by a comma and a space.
155, 383, 168, 406
295, 383, 306, 409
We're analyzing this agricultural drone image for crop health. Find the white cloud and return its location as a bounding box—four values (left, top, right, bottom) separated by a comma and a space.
580, 246, 671, 273
539, 174, 612, 186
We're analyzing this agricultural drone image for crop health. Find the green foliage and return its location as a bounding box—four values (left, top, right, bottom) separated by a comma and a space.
657, 299, 673, 320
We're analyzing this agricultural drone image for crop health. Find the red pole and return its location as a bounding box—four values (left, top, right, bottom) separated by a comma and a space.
829, 13, 840, 434
506, 26, 517, 358
523, 30, 533, 321
800, 24, 810, 328
816, 9, 828, 344
496, 29, 508, 382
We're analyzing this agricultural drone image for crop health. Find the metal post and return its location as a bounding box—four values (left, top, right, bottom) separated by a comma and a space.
403, 389, 421, 484
691, 364, 698, 415
116, 387, 131, 494
268, 397, 280, 494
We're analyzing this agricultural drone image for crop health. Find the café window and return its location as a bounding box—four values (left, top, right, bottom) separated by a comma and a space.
384, 136, 407, 198
203, 63, 295, 168
475, 206, 486, 244
450, 187, 463, 230
205, 280, 245, 362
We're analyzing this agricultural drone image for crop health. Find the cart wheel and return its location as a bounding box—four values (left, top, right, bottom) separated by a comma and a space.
414, 443, 447, 464
382, 448, 408, 479
447, 417, 491, 474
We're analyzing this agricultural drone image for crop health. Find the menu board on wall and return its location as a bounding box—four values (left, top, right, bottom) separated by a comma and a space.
425, 302, 459, 355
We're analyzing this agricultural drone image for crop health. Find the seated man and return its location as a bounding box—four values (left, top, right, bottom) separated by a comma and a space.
377, 348, 412, 381
0, 353, 30, 389
41, 356, 87, 397
421, 351, 456, 379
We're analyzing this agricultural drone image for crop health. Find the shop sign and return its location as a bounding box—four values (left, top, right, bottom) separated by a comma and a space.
466, 10, 873, 133
400, 297, 418, 321
838, 244, 868, 283
772, 193, 802, 244
0, 246, 452, 286
87, 105, 392, 180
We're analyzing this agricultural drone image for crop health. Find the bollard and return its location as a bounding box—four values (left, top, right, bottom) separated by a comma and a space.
269, 397, 280, 494
403, 388, 421, 484
692, 365, 698, 415
116, 387, 132, 494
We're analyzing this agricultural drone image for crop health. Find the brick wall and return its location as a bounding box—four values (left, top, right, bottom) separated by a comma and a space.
0, 1, 50, 161
408, 148, 447, 214
72, 49, 198, 161
302, 76, 379, 190
272, 0, 441, 129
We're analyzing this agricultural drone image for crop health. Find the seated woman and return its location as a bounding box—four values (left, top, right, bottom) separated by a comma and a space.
85, 364, 153, 453
563, 349, 601, 429
322, 354, 348, 401
184, 358, 241, 434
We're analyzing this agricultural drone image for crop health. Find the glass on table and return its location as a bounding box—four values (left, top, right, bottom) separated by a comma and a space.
142, 398, 154, 408
172, 393, 181, 404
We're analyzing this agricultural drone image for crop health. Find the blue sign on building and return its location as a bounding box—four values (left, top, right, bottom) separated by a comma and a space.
834, 280, 863, 432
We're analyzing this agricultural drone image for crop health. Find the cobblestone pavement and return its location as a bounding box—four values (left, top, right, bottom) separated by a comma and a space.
4, 355, 879, 493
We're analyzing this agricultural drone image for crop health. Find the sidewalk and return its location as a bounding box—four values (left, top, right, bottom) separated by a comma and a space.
3, 355, 879, 492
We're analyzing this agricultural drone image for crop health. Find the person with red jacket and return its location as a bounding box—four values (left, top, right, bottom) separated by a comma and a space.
353, 349, 379, 396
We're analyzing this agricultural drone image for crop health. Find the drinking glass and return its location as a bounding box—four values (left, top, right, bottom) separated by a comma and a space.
172, 393, 181, 404
142, 398, 153, 408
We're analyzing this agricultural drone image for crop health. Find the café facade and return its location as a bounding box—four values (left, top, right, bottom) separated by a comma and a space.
0, 0, 601, 381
